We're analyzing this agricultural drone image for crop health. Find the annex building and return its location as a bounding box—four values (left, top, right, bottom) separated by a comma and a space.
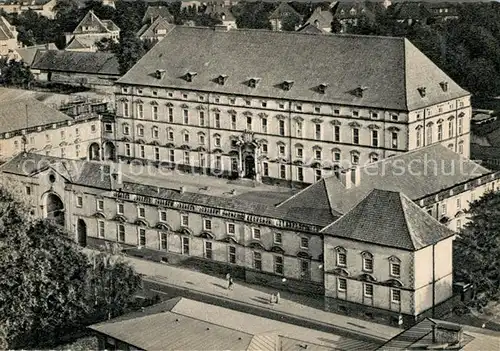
114, 26, 471, 188
1, 143, 497, 326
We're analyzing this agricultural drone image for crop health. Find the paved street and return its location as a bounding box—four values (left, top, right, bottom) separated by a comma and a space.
84, 248, 402, 347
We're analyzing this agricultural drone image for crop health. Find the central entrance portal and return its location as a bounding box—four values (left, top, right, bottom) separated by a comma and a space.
244, 155, 256, 179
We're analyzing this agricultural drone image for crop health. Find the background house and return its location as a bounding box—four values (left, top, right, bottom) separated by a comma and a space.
204, 1, 237, 29
0, 15, 20, 57
269, 2, 302, 31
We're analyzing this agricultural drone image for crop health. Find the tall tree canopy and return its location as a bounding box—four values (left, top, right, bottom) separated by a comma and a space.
453, 191, 500, 307
0, 185, 142, 349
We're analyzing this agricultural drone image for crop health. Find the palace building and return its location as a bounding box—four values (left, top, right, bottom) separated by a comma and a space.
1, 143, 497, 326
114, 26, 471, 188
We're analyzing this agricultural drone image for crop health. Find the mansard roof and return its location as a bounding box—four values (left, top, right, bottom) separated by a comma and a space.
118, 26, 468, 111
321, 189, 455, 250
278, 143, 492, 215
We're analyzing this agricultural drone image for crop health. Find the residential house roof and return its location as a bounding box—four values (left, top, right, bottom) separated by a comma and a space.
320, 189, 455, 250
304, 6, 333, 29
89, 297, 366, 351
0, 98, 71, 134
333, 1, 377, 20
65, 37, 94, 50
278, 143, 492, 215
32, 50, 120, 76
268, 2, 302, 20
137, 17, 175, 40
142, 5, 174, 24
15, 43, 57, 66
0, 16, 16, 41
117, 26, 468, 111
72, 10, 119, 34
377, 318, 500, 351
296, 22, 328, 34
204, 2, 236, 22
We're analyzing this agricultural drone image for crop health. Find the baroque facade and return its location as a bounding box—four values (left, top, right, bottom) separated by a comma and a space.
114, 26, 471, 188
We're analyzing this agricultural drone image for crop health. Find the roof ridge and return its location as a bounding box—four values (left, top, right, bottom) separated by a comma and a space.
397, 192, 417, 250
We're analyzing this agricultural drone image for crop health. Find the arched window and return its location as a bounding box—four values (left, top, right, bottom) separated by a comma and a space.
369, 152, 378, 163
122, 123, 130, 135
137, 125, 144, 137
152, 126, 159, 139
335, 246, 347, 267
389, 256, 401, 277
183, 131, 190, 143
198, 132, 205, 145
361, 251, 373, 272
166, 127, 174, 141
350, 150, 359, 165
214, 134, 221, 147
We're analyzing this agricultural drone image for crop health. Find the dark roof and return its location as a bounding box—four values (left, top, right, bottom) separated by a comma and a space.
333, 2, 376, 20
15, 43, 57, 66
73, 10, 117, 34
142, 6, 174, 24
305, 6, 333, 28
0, 153, 112, 189
89, 297, 341, 351
391, 2, 433, 20
0, 16, 16, 40
279, 144, 492, 215
268, 2, 302, 20
377, 318, 500, 351
204, 3, 236, 21
118, 26, 468, 111
321, 189, 455, 250
0, 98, 71, 133
32, 50, 120, 76
296, 22, 327, 34
137, 16, 175, 39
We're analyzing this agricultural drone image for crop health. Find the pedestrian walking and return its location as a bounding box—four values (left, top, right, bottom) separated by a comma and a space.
228, 277, 234, 290
226, 273, 231, 281
275, 292, 280, 304
269, 293, 275, 304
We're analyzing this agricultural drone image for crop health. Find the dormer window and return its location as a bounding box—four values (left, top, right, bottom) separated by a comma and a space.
217, 74, 228, 85
418, 87, 427, 97
248, 78, 260, 88
440, 81, 448, 92
155, 69, 166, 79
354, 86, 367, 97
185, 72, 198, 82
282, 80, 294, 91
318, 83, 328, 94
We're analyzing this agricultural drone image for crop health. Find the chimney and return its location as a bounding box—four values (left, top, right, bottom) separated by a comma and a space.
111, 168, 122, 190
180, 186, 185, 194
339, 167, 360, 189
155, 69, 166, 79
432, 323, 463, 346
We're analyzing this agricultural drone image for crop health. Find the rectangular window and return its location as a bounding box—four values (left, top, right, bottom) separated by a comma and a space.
458, 118, 463, 135
441, 203, 447, 215
279, 145, 285, 156
390, 262, 401, 277
300, 260, 310, 279
25, 186, 31, 196
182, 237, 189, 255
448, 121, 454, 138
137, 104, 144, 119
252, 228, 261, 240
154, 147, 160, 161
76, 196, 83, 208
297, 167, 304, 182
263, 162, 269, 176
199, 111, 205, 126
246, 116, 252, 130
371, 130, 378, 147
125, 143, 131, 156
274, 256, 284, 275
168, 107, 173, 123
363, 257, 373, 272
280, 165, 286, 179
352, 110, 359, 117
337, 251, 346, 266
296, 104, 302, 111
437, 124, 443, 141
296, 121, 303, 137
279, 102, 285, 109
253, 251, 262, 270
334, 125, 340, 142
97, 199, 104, 211
203, 219, 212, 231
300, 237, 309, 249
215, 113, 221, 128
227, 223, 235, 235
138, 207, 145, 218
182, 93, 188, 99
458, 143, 463, 154
262, 143, 268, 153
279, 120, 285, 136
297, 147, 303, 158
391, 289, 401, 303
169, 149, 175, 163
228, 246, 236, 264
98, 220, 105, 238
352, 128, 359, 144
231, 114, 237, 130
123, 102, 129, 117
215, 155, 222, 170
160, 232, 167, 250
118, 224, 125, 242
391, 114, 399, 121
205, 241, 213, 260
261, 117, 267, 133
117, 203, 124, 215
416, 129, 421, 148
245, 99, 251, 106
337, 278, 347, 292
364, 283, 373, 298
392, 132, 398, 149
371, 112, 378, 119
315, 124, 321, 140
152, 105, 158, 120
456, 198, 461, 210
140, 145, 145, 158
181, 214, 189, 227
274, 232, 282, 244
183, 110, 189, 124
184, 151, 190, 165
159, 210, 167, 222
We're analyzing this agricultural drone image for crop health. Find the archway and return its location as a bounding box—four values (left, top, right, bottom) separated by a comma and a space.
103, 142, 116, 161
45, 192, 65, 227
244, 155, 255, 179
88, 142, 101, 161
77, 219, 87, 247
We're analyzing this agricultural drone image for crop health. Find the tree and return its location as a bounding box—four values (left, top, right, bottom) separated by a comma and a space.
281, 12, 301, 32
0, 185, 142, 348
0, 59, 34, 88
453, 191, 500, 308
114, 33, 146, 75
